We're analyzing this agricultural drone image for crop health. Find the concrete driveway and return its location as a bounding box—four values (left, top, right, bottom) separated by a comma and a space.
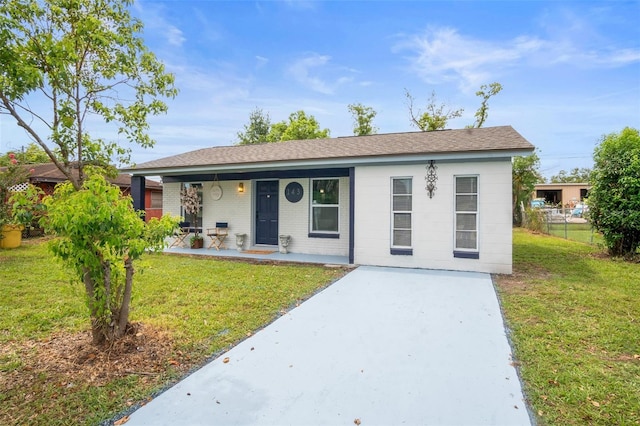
125, 266, 531, 426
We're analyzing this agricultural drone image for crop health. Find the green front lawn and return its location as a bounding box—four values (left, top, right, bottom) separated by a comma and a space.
496, 229, 640, 425
0, 240, 346, 425
2, 232, 638, 425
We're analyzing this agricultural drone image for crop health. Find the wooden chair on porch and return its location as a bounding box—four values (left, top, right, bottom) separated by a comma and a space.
206, 222, 229, 250
170, 221, 190, 248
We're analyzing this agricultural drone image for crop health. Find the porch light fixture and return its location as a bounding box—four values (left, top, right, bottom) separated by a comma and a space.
425, 160, 438, 199
237, 182, 244, 193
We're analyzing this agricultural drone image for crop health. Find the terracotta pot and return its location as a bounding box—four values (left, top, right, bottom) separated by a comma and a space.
191, 237, 204, 249
0, 224, 25, 249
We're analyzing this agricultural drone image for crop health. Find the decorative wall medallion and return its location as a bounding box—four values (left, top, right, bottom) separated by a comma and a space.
284, 182, 303, 203
211, 184, 223, 200
425, 160, 438, 199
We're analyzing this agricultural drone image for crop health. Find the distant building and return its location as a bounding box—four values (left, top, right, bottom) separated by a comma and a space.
534, 183, 590, 207
19, 163, 163, 221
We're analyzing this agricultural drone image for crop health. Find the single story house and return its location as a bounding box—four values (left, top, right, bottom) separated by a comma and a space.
534, 182, 590, 207
123, 126, 534, 274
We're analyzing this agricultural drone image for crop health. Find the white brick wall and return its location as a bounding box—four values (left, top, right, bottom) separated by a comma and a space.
354, 161, 513, 274
278, 177, 349, 256
162, 162, 512, 274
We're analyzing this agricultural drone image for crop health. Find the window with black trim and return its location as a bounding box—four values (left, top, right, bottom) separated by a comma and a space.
392, 177, 412, 248
455, 176, 478, 251
311, 179, 339, 233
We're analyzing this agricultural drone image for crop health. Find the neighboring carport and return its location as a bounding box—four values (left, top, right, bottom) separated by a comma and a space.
125, 266, 532, 426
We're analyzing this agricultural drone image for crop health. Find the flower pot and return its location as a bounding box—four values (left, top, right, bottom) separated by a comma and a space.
235, 233, 246, 252
0, 224, 25, 249
190, 238, 204, 249
279, 234, 291, 254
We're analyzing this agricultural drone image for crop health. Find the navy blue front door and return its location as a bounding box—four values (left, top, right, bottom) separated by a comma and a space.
255, 181, 279, 245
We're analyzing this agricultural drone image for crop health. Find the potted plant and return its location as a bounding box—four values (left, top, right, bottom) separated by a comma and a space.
180, 186, 203, 249
0, 154, 33, 249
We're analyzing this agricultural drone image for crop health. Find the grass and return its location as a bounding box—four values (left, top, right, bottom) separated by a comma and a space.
495, 229, 640, 425
0, 239, 346, 425
545, 221, 602, 245
3, 233, 638, 425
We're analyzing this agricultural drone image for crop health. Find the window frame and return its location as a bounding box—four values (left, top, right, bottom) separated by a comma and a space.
150, 191, 163, 209
390, 177, 413, 254
309, 178, 340, 236
181, 182, 203, 228
454, 175, 479, 257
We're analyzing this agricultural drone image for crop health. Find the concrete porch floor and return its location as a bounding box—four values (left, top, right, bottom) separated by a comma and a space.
164, 245, 350, 266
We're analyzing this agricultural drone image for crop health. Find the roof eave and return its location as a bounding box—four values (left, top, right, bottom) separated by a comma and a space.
122, 148, 534, 177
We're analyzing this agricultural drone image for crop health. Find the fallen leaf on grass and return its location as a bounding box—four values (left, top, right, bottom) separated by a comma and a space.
590, 400, 600, 407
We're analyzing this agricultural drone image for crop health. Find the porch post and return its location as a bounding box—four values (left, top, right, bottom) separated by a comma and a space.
349, 167, 355, 264
130, 175, 146, 214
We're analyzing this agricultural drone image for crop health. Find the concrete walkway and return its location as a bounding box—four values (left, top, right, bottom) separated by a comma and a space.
126, 266, 531, 426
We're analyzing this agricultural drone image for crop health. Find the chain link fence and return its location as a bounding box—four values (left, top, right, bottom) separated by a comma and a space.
522, 204, 600, 245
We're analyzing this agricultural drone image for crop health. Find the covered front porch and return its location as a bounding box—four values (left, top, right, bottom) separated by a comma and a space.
163, 245, 350, 266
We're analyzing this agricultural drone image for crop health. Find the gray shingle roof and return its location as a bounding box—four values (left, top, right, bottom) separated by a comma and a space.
130, 126, 534, 172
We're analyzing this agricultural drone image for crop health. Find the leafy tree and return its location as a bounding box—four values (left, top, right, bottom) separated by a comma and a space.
405, 89, 463, 131
512, 153, 543, 226
0, 0, 178, 345
549, 167, 592, 183
588, 127, 640, 257
43, 174, 178, 344
406, 82, 503, 131
0, 0, 177, 189
468, 82, 503, 128
236, 108, 272, 145
0, 143, 50, 166
348, 103, 378, 136
267, 110, 330, 142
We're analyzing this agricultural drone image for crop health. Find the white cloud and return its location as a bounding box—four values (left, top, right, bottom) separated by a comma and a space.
395, 22, 639, 91
255, 56, 269, 69
134, 1, 186, 48
286, 54, 355, 95
166, 26, 186, 47
394, 27, 542, 91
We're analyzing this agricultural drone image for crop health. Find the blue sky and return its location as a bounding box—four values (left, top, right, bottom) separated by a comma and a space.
2, 0, 640, 179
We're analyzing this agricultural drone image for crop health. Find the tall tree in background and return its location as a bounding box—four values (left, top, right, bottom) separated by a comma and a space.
405, 82, 503, 131
588, 127, 640, 257
405, 89, 463, 131
267, 110, 330, 142
348, 103, 378, 136
549, 167, 592, 183
469, 82, 503, 128
512, 153, 542, 226
0, 0, 178, 346
236, 108, 271, 145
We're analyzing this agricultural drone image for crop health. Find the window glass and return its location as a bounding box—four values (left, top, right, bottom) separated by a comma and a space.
312, 179, 339, 205
150, 191, 162, 209
311, 179, 339, 233
456, 176, 477, 193
454, 176, 478, 251
455, 195, 477, 211
391, 177, 412, 248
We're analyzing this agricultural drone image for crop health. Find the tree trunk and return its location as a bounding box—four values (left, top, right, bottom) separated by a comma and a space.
83, 268, 105, 346
116, 256, 135, 339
